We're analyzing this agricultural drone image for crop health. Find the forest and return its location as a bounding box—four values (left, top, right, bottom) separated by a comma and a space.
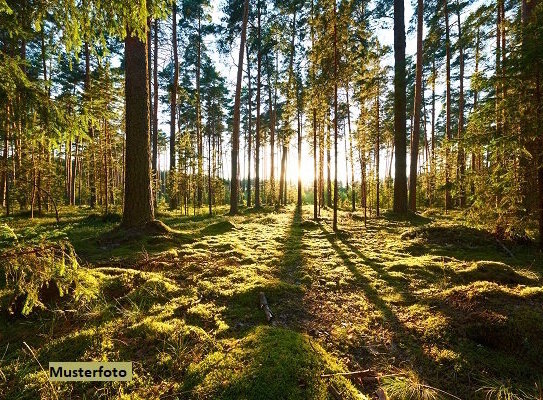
0, 0, 542, 398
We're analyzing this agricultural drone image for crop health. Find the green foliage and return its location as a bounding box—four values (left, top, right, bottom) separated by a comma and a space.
0, 241, 98, 315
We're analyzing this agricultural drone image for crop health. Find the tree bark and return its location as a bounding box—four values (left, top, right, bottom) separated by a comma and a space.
393, 0, 408, 213
333, 0, 338, 231
409, 0, 423, 212
121, 31, 154, 228
152, 19, 159, 203
297, 110, 302, 208
196, 12, 203, 208
444, 0, 452, 211
170, 3, 179, 209
456, 1, 466, 207
255, 0, 261, 208
229, 0, 249, 214
347, 87, 355, 212
246, 42, 252, 208
313, 108, 318, 219
376, 82, 380, 217
85, 42, 96, 209
268, 70, 275, 204
327, 111, 332, 208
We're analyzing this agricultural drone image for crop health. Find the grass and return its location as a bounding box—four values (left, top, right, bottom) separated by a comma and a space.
0, 205, 542, 399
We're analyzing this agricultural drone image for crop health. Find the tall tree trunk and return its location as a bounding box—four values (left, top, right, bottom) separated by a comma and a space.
333, 0, 339, 231
196, 12, 203, 208
297, 111, 302, 207
393, 0, 408, 213
104, 118, 109, 214
152, 19, 159, 204
1, 103, 8, 209
471, 28, 480, 198
279, 144, 286, 205
85, 42, 96, 209
409, 0, 423, 212
327, 111, 332, 208
246, 43, 252, 207
121, 31, 155, 228
319, 118, 325, 214
255, 0, 261, 207
313, 108, 318, 219
376, 82, 380, 217
170, 3, 179, 209
347, 88, 355, 212
430, 56, 436, 206
208, 118, 213, 215
66, 139, 72, 204
148, 17, 152, 144
268, 71, 275, 204
229, 0, 249, 214
71, 139, 79, 206
456, 1, 466, 207
444, 0, 452, 211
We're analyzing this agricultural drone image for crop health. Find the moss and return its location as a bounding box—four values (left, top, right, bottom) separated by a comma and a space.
183, 326, 365, 400
2, 205, 543, 399
0, 223, 18, 247
200, 220, 237, 236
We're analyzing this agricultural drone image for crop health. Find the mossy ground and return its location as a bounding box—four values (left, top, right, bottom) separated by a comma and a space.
1, 205, 542, 399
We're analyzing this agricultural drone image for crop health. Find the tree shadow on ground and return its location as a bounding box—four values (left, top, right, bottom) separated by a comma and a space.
315, 221, 452, 388
320, 220, 543, 397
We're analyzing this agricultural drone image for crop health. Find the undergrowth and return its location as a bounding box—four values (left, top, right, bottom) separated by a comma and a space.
0, 206, 542, 399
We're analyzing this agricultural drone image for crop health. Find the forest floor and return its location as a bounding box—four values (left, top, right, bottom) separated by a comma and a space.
1, 205, 543, 400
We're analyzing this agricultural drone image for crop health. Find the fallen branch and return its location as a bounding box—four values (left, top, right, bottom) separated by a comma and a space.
321, 369, 372, 378
321, 370, 406, 381
259, 292, 273, 322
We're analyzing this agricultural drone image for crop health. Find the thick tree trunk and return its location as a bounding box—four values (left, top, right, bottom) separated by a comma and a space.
246, 43, 252, 207
255, 0, 261, 208
444, 0, 452, 211
279, 144, 286, 205
71, 139, 79, 206
327, 113, 332, 208
104, 119, 109, 214
376, 83, 380, 217
430, 57, 436, 206
471, 28, 480, 198
268, 73, 275, 204
196, 12, 203, 208
347, 88, 355, 212
170, 4, 179, 209
313, 108, 318, 219
333, 0, 338, 231
148, 18, 152, 143
393, 0, 407, 213
297, 111, 302, 208
208, 123, 213, 215
409, 0, 423, 212
456, 2, 466, 207
85, 42, 96, 209
121, 32, 154, 228
229, 0, 249, 214
152, 19, 159, 203
319, 119, 325, 214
